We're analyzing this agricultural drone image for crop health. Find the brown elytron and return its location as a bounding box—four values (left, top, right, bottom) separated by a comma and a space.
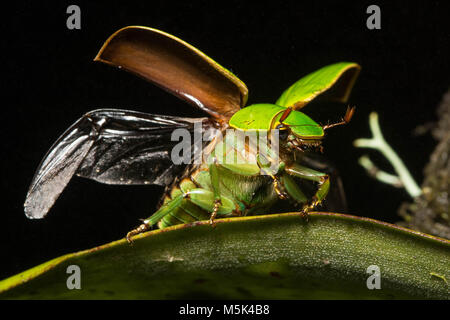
95, 26, 248, 121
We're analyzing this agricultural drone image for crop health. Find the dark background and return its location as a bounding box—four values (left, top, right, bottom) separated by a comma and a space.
2, 1, 448, 279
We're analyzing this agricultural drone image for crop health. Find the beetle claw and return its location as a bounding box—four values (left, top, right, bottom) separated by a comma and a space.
300, 197, 321, 221
209, 218, 217, 228
299, 209, 310, 222
126, 223, 150, 244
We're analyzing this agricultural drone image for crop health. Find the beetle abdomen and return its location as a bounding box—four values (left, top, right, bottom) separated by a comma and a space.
157, 165, 278, 228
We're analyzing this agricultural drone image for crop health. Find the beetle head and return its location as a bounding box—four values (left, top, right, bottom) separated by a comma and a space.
271, 107, 324, 153
276, 125, 324, 153
273, 106, 355, 153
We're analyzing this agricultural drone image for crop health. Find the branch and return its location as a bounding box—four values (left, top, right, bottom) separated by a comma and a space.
354, 112, 422, 198
357, 155, 403, 187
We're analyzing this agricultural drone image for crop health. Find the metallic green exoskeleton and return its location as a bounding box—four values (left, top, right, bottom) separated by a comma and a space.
139, 102, 356, 236
23, 27, 360, 242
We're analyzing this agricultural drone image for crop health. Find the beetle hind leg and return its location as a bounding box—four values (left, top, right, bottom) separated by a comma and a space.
126, 192, 187, 243
126, 224, 150, 243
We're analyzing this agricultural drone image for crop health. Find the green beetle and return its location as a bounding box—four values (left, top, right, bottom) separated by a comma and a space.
23, 26, 360, 242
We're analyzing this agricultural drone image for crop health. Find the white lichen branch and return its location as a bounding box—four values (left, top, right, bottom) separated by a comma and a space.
358, 155, 403, 187
353, 112, 422, 198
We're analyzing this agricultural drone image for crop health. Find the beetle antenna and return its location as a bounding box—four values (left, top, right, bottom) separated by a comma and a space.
322, 106, 356, 130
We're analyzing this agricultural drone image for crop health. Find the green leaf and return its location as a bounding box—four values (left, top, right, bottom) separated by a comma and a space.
1, 212, 449, 299
276, 62, 361, 109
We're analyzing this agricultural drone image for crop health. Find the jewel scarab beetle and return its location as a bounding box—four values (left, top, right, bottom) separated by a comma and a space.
23, 26, 360, 242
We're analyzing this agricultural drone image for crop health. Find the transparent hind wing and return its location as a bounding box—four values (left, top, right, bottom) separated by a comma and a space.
24, 108, 215, 219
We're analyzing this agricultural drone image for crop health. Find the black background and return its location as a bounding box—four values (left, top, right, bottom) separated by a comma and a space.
2, 1, 449, 279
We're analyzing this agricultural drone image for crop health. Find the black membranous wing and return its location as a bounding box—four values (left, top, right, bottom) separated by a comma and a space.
24, 109, 216, 219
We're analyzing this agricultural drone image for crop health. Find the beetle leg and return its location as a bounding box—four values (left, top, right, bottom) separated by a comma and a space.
255, 154, 288, 199
279, 172, 308, 204
126, 224, 150, 243
271, 174, 288, 200
127, 185, 237, 242
278, 172, 310, 219
284, 163, 330, 218
209, 199, 222, 227
187, 188, 237, 226
126, 192, 187, 243
208, 158, 223, 227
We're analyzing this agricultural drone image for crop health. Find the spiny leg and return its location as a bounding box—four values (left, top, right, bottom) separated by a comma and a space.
279, 172, 309, 219
126, 224, 150, 243
126, 192, 186, 243
271, 174, 288, 200
188, 188, 236, 224
299, 152, 348, 212
256, 154, 288, 200
285, 163, 330, 217
209, 200, 222, 226
126, 187, 236, 242
208, 158, 222, 226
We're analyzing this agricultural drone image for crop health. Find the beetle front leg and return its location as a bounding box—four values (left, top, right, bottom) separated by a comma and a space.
279, 173, 308, 204
285, 163, 330, 216
272, 176, 288, 200
256, 154, 288, 200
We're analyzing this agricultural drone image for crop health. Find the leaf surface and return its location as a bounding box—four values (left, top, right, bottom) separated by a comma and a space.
1, 212, 449, 299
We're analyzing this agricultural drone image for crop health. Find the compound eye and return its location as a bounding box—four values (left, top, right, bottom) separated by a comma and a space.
277, 127, 289, 140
